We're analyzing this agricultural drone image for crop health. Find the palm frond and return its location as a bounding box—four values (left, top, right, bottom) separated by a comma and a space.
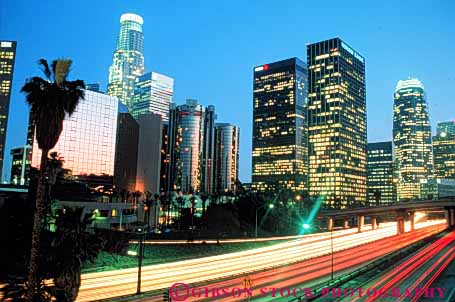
38, 59, 51, 80
54, 59, 72, 85
64, 79, 85, 116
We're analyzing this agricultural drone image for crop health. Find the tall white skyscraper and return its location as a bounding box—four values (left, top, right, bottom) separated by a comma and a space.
132, 71, 174, 121
107, 13, 145, 110
393, 78, 434, 200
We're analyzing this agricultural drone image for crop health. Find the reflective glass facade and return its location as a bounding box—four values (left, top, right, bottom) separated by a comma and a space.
0, 40, 16, 177
30, 90, 119, 187
215, 123, 240, 193
167, 100, 217, 193
433, 121, 455, 180
367, 141, 396, 205
132, 72, 174, 121
107, 13, 145, 110
252, 58, 308, 193
393, 78, 434, 200
307, 38, 367, 208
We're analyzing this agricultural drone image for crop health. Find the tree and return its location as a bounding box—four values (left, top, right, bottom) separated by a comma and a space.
21, 58, 85, 301
49, 207, 103, 302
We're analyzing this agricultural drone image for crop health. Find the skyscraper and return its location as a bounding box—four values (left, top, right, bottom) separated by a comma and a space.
135, 113, 163, 194
367, 141, 396, 205
0, 40, 17, 178
307, 38, 367, 208
252, 58, 308, 193
393, 78, 434, 200
29, 90, 135, 188
107, 13, 145, 110
436, 121, 455, 136
167, 100, 216, 193
215, 123, 240, 193
132, 71, 174, 121
114, 105, 139, 192
433, 121, 455, 180
10, 145, 31, 186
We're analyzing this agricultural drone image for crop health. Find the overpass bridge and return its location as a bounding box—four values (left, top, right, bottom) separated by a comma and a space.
319, 198, 455, 234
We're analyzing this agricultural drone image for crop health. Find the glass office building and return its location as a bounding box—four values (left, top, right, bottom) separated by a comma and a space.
0, 40, 16, 177
107, 13, 145, 110
433, 121, 455, 179
30, 90, 119, 187
167, 100, 217, 193
215, 123, 240, 193
307, 38, 367, 208
367, 141, 396, 205
252, 58, 308, 193
132, 71, 174, 121
393, 78, 434, 200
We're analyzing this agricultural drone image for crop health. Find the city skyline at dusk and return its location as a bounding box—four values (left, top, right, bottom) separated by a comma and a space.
1, 0, 454, 183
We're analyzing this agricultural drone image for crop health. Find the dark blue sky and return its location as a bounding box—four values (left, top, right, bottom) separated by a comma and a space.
1, 0, 454, 183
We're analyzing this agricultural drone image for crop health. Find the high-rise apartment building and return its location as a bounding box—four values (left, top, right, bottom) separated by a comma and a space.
167, 100, 216, 193
367, 141, 396, 205
215, 123, 240, 193
132, 72, 174, 121
0, 40, 16, 178
307, 38, 367, 208
107, 13, 145, 110
393, 78, 434, 200
433, 121, 455, 180
252, 58, 308, 193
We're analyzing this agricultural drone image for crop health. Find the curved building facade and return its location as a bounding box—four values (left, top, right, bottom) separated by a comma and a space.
107, 13, 145, 110
393, 78, 434, 201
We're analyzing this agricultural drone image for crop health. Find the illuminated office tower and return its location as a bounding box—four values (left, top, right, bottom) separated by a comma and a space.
307, 38, 367, 208
107, 13, 145, 110
436, 121, 455, 136
252, 58, 308, 193
393, 78, 434, 200
167, 100, 216, 193
132, 71, 174, 121
215, 123, 240, 193
0, 40, 16, 178
10, 145, 31, 185
433, 121, 455, 179
367, 142, 396, 205
30, 90, 131, 188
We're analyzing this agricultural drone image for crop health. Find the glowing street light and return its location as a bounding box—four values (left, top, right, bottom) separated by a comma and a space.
302, 223, 311, 230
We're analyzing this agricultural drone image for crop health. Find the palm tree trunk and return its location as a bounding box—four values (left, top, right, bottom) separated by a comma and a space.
26, 149, 49, 301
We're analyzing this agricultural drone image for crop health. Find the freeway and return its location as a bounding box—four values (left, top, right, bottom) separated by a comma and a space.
338, 230, 455, 302
77, 220, 445, 302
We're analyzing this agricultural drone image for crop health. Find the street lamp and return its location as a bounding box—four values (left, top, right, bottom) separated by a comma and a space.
135, 226, 146, 294
255, 203, 274, 239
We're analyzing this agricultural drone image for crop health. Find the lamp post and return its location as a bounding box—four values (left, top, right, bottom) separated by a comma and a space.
255, 203, 274, 239
136, 226, 146, 294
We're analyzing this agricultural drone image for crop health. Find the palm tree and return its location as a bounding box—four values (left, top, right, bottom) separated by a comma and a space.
21, 59, 84, 300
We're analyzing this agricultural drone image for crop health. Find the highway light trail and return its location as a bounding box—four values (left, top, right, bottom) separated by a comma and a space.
76, 220, 445, 302
349, 229, 455, 302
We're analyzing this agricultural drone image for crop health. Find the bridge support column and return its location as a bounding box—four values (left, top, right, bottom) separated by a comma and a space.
409, 212, 415, 231
371, 217, 377, 230
357, 215, 364, 233
397, 218, 405, 235
447, 208, 455, 228
327, 217, 334, 231
343, 219, 349, 229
